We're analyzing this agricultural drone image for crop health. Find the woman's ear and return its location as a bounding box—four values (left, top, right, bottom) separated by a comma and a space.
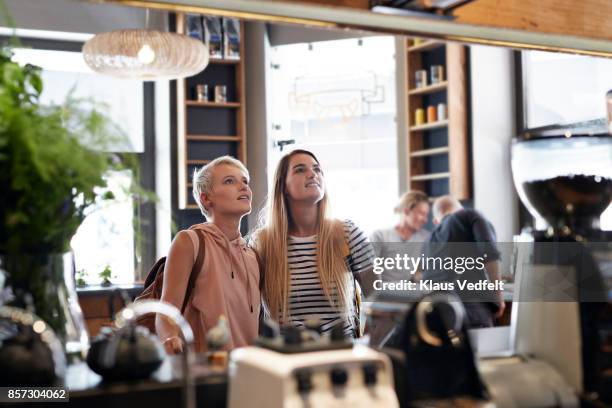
201, 191, 213, 212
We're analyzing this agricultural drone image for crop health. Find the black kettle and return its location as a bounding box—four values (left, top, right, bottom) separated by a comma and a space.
0, 306, 66, 386
86, 324, 165, 381
86, 289, 165, 381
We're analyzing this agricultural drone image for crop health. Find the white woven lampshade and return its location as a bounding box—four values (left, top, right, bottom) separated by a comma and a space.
82, 29, 208, 80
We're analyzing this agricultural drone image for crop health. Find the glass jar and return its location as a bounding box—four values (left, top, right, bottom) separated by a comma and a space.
0, 252, 90, 361
511, 120, 612, 234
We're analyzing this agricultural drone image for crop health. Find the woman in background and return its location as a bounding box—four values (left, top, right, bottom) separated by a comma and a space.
254, 149, 374, 338
370, 190, 431, 282
368, 190, 430, 345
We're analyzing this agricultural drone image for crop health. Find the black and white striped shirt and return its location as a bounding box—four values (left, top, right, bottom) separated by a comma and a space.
286, 220, 374, 337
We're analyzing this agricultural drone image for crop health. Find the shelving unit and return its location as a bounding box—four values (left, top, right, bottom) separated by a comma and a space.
405, 38, 470, 200
175, 12, 247, 211
409, 119, 448, 132
408, 81, 448, 96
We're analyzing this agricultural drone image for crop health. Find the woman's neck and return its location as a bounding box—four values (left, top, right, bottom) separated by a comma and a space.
288, 201, 319, 237
210, 214, 242, 240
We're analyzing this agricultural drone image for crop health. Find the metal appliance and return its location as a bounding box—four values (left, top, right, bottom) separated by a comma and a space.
499, 118, 612, 405
227, 326, 399, 408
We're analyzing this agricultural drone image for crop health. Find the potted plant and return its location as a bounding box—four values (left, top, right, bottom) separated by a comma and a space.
99, 265, 113, 287
0, 45, 149, 357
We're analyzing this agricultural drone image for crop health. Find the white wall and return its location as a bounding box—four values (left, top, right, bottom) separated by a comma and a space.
155, 80, 172, 258
469, 45, 519, 241
395, 36, 409, 194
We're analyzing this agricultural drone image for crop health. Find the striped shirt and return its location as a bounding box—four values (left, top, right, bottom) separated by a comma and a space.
286, 220, 374, 337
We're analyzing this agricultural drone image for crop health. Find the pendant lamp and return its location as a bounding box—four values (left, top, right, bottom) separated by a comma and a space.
82, 13, 208, 81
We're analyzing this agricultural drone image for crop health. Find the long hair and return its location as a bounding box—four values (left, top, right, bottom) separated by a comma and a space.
254, 149, 350, 322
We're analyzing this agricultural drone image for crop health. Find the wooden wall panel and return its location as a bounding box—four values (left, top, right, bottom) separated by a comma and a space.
452, 0, 612, 42
446, 43, 469, 200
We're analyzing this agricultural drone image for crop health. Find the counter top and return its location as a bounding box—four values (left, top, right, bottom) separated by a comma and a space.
65, 355, 227, 408
77, 283, 144, 297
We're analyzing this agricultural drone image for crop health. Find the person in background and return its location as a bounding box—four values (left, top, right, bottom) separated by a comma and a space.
422, 195, 505, 328
370, 190, 431, 283
157, 156, 260, 354
253, 149, 374, 338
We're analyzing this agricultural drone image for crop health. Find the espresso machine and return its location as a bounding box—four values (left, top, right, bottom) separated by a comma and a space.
227, 324, 399, 408
502, 118, 612, 405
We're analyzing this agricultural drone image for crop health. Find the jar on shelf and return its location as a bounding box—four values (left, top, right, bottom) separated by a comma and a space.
430, 65, 444, 84
196, 84, 208, 101
415, 108, 425, 126
415, 70, 427, 88
437, 103, 447, 121
427, 106, 437, 123
214, 85, 227, 103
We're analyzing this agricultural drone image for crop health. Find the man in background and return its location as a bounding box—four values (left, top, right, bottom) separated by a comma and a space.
421, 196, 505, 328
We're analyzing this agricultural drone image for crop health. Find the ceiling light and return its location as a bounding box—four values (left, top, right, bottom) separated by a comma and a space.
82, 29, 208, 81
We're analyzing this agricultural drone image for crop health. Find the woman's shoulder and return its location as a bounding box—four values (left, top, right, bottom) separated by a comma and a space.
340, 219, 365, 237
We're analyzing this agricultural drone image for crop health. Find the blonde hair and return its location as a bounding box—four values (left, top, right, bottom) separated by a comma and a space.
254, 150, 350, 322
395, 190, 429, 213
192, 155, 249, 217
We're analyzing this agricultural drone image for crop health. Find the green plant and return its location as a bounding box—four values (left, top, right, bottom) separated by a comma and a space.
0, 46, 147, 255
76, 269, 87, 288
99, 265, 112, 287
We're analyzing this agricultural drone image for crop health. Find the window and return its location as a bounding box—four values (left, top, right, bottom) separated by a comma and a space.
10, 45, 147, 284
520, 50, 612, 230
268, 37, 398, 234
522, 50, 612, 128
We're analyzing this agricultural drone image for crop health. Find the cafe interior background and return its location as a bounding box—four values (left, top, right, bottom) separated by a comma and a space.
0, 0, 611, 406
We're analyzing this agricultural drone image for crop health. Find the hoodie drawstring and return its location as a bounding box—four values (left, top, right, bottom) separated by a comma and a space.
225, 236, 254, 314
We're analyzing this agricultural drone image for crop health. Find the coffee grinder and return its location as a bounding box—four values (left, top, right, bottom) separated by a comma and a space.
509, 118, 612, 404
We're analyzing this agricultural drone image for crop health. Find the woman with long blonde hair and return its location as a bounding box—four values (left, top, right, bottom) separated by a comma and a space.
254, 149, 373, 337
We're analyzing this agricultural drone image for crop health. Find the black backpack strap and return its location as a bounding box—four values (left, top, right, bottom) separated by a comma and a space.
143, 257, 166, 288
180, 229, 206, 313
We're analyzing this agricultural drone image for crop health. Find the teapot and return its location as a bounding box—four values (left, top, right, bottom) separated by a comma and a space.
86, 300, 196, 408
0, 306, 66, 386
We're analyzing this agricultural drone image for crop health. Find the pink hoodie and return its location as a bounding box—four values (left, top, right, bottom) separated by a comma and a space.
183, 223, 260, 352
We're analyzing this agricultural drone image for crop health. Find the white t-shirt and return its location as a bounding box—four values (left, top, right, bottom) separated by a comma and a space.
369, 227, 431, 282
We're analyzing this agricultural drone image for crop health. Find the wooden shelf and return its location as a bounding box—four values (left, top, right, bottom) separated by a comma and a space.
410, 147, 450, 157
186, 159, 211, 165
209, 58, 241, 65
411, 172, 450, 181
176, 14, 248, 212
185, 101, 241, 108
409, 120, 448, 132
186, 135, 241, 142
408, 81, 448, 96
405, 38, 469, 200
407, 40, 444, 53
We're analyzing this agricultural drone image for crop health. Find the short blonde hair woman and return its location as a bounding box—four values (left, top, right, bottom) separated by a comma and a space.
157, 156, 260, 354
254, 149, 373, 337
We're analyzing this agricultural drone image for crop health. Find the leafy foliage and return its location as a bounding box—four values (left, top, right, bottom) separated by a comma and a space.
0, 47, 144, 254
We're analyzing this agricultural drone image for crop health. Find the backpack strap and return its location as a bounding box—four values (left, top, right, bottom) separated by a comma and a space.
180, 229, 206, 313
